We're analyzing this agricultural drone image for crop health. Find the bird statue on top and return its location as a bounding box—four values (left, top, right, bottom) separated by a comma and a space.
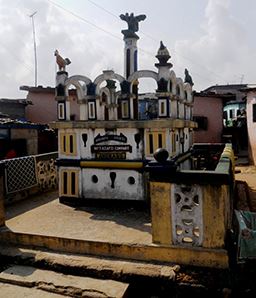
54, 49, 71, 72
120, 12, 146, 38
184, 68, 194, 86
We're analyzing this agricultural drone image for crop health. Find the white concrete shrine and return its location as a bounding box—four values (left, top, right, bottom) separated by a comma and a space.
51, 13, 196, 202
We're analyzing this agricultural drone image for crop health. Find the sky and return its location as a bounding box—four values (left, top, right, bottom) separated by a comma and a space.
0, 0, 255, 98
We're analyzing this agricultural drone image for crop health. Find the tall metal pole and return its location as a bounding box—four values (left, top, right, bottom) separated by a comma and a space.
29, 11, 37, 87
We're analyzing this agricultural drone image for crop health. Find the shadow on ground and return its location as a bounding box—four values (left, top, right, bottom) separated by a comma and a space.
5, 190, 58, 220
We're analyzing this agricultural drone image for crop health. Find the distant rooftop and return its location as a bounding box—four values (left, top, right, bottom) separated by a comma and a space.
201, 84, 248, 101
0, 118, 47, 129
0, 98, 30, 105
20, 85, 55, 94
240, 84, 256, 92
203, 84, 248, 93
20, 85, 77, 95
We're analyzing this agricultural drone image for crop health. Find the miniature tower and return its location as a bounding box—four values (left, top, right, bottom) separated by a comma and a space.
155, 41, 173, 83
120, 13, 146, 79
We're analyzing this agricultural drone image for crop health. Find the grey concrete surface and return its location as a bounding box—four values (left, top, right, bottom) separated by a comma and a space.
0, 282, 67, 297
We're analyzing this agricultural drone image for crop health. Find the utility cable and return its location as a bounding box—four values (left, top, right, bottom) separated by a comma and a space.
47, 0, 220, 84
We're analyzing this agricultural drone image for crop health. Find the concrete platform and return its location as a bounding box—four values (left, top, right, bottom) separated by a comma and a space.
1, 191, 229, 269
5, 191, 152, 245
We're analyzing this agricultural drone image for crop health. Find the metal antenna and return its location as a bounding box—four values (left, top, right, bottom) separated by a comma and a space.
29, 11, 38, 87
240, 74, 244, 84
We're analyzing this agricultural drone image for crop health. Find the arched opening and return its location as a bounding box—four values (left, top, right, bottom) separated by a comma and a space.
131, 77, 158, 120
98, 79, 121, 120
169, 80, 173, 93
176, 85, 180, 96
101, 91, 109, 120
67, 85, 80, 121
102, 92, 107, 104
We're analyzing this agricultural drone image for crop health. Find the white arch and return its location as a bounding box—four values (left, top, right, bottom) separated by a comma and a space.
94, 70, 125, 95
65, 75, 92, 100
175, 78, 184, 98
128, 70, 158, 83
66, 75, 92, 86
99, 87, 111, 105
169, 70, 177, 93
127, 70, 158, 93
184, 83, 193, 102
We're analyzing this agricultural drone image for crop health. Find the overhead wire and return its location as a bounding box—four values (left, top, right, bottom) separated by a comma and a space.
0, 1, 58, 86
84, 0, 230, 83
47, 0, 228, 85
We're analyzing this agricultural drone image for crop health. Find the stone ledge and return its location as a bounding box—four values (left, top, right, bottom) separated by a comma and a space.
0, 230, 229, 269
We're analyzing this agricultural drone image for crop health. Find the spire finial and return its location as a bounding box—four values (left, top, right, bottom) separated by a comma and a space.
155, 41, 172, 67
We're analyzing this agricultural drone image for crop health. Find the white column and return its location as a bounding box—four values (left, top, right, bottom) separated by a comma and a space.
124, 37, 138, 79
65, 101, 70, 120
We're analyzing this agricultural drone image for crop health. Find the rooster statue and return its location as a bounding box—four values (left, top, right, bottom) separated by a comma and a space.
54, 49, 71, 71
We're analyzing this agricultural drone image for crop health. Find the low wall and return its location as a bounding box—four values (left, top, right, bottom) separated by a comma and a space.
149, 144, 234, 250
1, 152, 58, 205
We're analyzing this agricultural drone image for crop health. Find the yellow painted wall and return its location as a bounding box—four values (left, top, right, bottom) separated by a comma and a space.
202, 184, 230, 248
150, 182, 231, 249
150, 182, 172, 245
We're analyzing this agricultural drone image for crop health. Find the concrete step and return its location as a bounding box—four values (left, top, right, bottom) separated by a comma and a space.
0, 282, 67, 297
0, 265, 129, 298
0, 228, 229, 269
0, 245, 231, 297
0, 245, 178, 283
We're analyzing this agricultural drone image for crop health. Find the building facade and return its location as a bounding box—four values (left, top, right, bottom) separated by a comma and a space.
243, 86, 256, 164
193, 92, 234, 143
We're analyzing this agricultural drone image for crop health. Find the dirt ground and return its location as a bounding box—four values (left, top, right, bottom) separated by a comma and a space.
235, 165, 256, 211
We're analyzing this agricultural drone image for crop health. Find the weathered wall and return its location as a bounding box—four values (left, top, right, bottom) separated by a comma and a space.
150, 182, 230, 249
26, 92, 57, 124
150, 144, 234, 258
193, 96, 224, 143
25, 90, 80, 124
0, 100, 26, 120
150, 182, 172, 244
11, 129, 38, 155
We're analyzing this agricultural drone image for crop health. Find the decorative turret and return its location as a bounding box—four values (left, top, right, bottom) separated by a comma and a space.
155, 41, 173, 68
155, 41, 173, 93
